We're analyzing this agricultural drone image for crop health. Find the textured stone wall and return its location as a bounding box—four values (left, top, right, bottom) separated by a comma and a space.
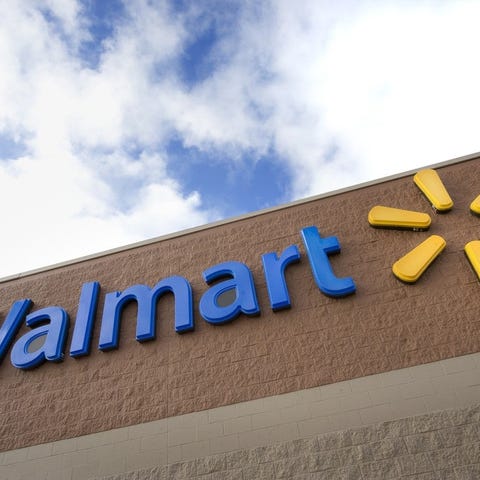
1, 157, 480, 451
100, 403, 480, 480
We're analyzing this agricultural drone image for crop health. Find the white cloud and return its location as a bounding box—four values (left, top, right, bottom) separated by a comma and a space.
1, 0, 480, 277
0, 1, 214, 277
169, 1, 480, 196
287, 1, 480, 194
313, 2, 480, 189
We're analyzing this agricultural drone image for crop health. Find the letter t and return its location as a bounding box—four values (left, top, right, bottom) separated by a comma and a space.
301, 226, 356, 297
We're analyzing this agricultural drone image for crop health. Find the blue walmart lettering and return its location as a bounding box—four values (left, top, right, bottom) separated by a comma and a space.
0, 226, 356, 370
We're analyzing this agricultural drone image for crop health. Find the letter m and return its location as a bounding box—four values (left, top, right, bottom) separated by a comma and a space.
99, 276, 193, 350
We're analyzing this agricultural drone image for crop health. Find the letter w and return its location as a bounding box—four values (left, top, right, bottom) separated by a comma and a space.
0, 299, 32, 362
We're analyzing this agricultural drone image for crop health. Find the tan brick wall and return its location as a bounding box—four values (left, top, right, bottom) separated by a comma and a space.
1, 157, 480, 451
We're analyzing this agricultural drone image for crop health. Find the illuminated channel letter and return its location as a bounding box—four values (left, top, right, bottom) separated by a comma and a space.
99, 276, 193, 351
392, 235, 446, 283
262, 245, 301, 310
368, 206, 431, 230
470, 194, 480, 216
0, 299, 32, 362
200, 261, 260, 324
10, 307, 69, 369
465, 240, 480, 280
301, 226, 356, 297
413, 169, 453, 212
70, 282, 100, 357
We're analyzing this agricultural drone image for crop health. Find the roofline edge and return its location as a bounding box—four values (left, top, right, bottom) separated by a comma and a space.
3, 150, 479, 283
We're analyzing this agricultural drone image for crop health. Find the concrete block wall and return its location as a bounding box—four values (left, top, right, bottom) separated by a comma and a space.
1, 351, 479, 479
100, 403, 480, 480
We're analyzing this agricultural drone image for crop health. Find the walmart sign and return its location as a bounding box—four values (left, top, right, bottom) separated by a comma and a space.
0, 226, 356, 370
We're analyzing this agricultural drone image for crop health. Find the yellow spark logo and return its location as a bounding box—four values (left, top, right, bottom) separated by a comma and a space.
368, 168, 480, 283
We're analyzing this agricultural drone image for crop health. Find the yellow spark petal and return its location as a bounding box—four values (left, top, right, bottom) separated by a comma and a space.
465, 240, 480, 280
470, 194, 480, 216
392, 235, 446, 283
413, 169, 453, 212
368, 206, 431, 230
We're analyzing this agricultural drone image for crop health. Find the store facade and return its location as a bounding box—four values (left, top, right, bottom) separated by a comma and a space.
1, 154, 480, 479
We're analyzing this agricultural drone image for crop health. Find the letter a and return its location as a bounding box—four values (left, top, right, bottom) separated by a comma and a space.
10, 307, 69, 369
200, 261, 260, 324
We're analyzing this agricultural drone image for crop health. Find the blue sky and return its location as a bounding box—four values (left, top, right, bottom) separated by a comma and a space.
0, 0, 479, 277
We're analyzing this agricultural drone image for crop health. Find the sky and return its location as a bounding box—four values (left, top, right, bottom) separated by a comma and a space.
0, 0, 479, 278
